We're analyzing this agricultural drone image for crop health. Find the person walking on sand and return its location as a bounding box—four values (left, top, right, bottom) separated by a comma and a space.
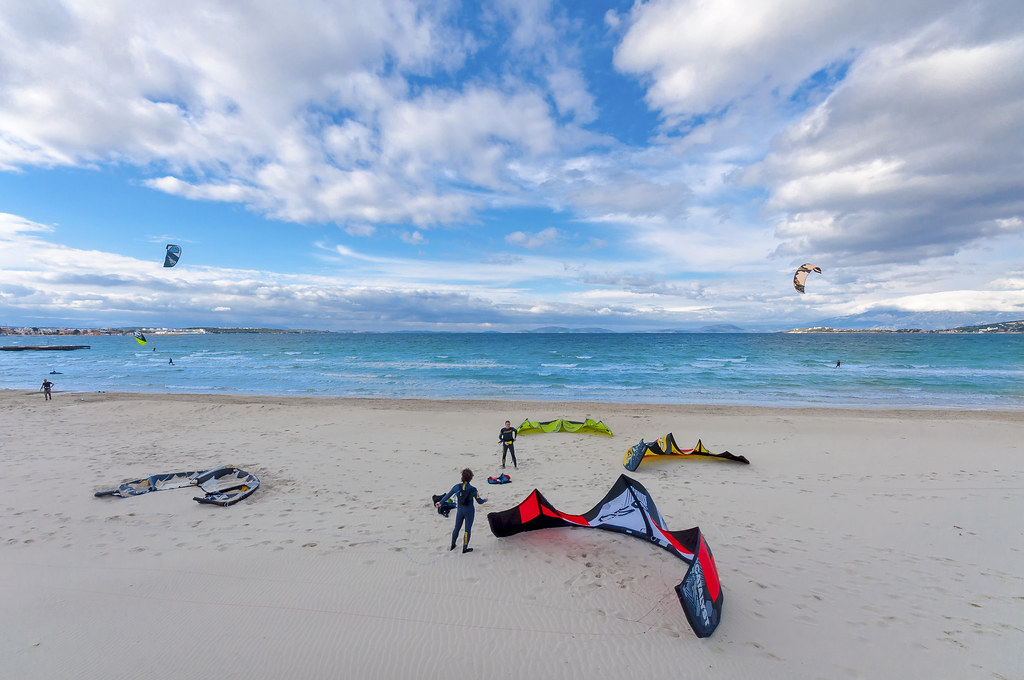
40, 378, 54, 400
499, 420, 518, 469
436, 468, 487, 553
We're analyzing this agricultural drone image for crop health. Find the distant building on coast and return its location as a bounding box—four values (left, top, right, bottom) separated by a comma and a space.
0, 326, 208, 336
1, 327, 113, 336
785, 320, 1024, 334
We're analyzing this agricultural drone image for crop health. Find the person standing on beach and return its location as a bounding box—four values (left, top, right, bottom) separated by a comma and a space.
40, 379, 54, 400
499, 420, 518, 469
435, 468, 487, 553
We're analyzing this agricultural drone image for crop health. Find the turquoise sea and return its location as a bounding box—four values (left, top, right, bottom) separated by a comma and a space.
3, 332, 1023, 409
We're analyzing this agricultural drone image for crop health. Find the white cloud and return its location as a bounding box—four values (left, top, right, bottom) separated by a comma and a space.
884, 289, 1024, 313
0, 1, 572, 227
505, 227, 561, 249
2, 3, 1024, 330
613, 0, 956, 118
0, 2, 681, 258
343, 223, 377, 237
379, 87, 558, 191
0, 212, 53, 238
754, 33, 1024, 265
546, 66, 597, 124
400, 230, 426, 245
3, 211, 736, 329
612, 0, 1024, 276
145, 176, 264, 203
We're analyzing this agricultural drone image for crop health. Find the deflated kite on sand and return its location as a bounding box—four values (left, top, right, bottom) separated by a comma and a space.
517, 418, 613, 435
95, 466, 260, 506
624, 434, 749, 471
487, 474, 723, 638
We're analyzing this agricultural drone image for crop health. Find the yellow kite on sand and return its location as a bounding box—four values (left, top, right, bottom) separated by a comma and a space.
517, 418, 613, 436
624, 433, 749, 471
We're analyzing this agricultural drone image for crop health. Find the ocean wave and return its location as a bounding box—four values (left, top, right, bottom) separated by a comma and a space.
3, 332, 1021, 409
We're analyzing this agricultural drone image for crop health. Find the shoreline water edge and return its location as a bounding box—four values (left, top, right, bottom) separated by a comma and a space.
2, 331, 1023, 410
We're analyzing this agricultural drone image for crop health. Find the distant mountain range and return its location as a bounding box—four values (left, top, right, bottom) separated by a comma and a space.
523, 317, 1024, 334
6, 316, 1023, 336
522, 324, 747, 333
644, 324, 748, 333
520, 326, 617, 333
807, 310, 1024, 331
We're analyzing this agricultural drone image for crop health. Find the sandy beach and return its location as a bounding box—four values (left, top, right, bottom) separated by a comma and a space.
1, 390, 1021, 679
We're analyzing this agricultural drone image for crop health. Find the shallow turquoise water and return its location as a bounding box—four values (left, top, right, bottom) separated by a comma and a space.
3, 332, 1022, 409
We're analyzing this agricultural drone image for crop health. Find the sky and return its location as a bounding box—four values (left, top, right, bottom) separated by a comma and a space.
1, 0, 1023, 332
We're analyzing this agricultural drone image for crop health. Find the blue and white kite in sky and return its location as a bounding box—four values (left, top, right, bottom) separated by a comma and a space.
163, 244, 181, 268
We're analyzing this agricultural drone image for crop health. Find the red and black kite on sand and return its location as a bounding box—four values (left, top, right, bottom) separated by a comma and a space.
487, 474, 723, 638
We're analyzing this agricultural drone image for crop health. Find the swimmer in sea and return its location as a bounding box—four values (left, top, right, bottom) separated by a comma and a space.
436, 468, 487, 553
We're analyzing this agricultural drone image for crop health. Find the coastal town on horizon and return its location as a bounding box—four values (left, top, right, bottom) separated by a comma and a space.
4, 320, 1024, 337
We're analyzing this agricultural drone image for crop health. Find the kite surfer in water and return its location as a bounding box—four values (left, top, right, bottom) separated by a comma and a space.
436, 469, 487, 553
499, 420, 517, 469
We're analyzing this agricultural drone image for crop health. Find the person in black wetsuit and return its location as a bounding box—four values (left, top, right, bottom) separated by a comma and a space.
436, 468, 487, 553
499, 420, 517, 469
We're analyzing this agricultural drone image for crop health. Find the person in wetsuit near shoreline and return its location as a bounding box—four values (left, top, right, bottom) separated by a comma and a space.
499, 420, 517, 469
436, 468, 487, 553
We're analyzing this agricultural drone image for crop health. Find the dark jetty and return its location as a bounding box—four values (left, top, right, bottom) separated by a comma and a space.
1, 345, 91, 351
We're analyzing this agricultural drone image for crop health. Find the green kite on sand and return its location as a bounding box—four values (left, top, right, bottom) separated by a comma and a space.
517, 418, 613, 436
